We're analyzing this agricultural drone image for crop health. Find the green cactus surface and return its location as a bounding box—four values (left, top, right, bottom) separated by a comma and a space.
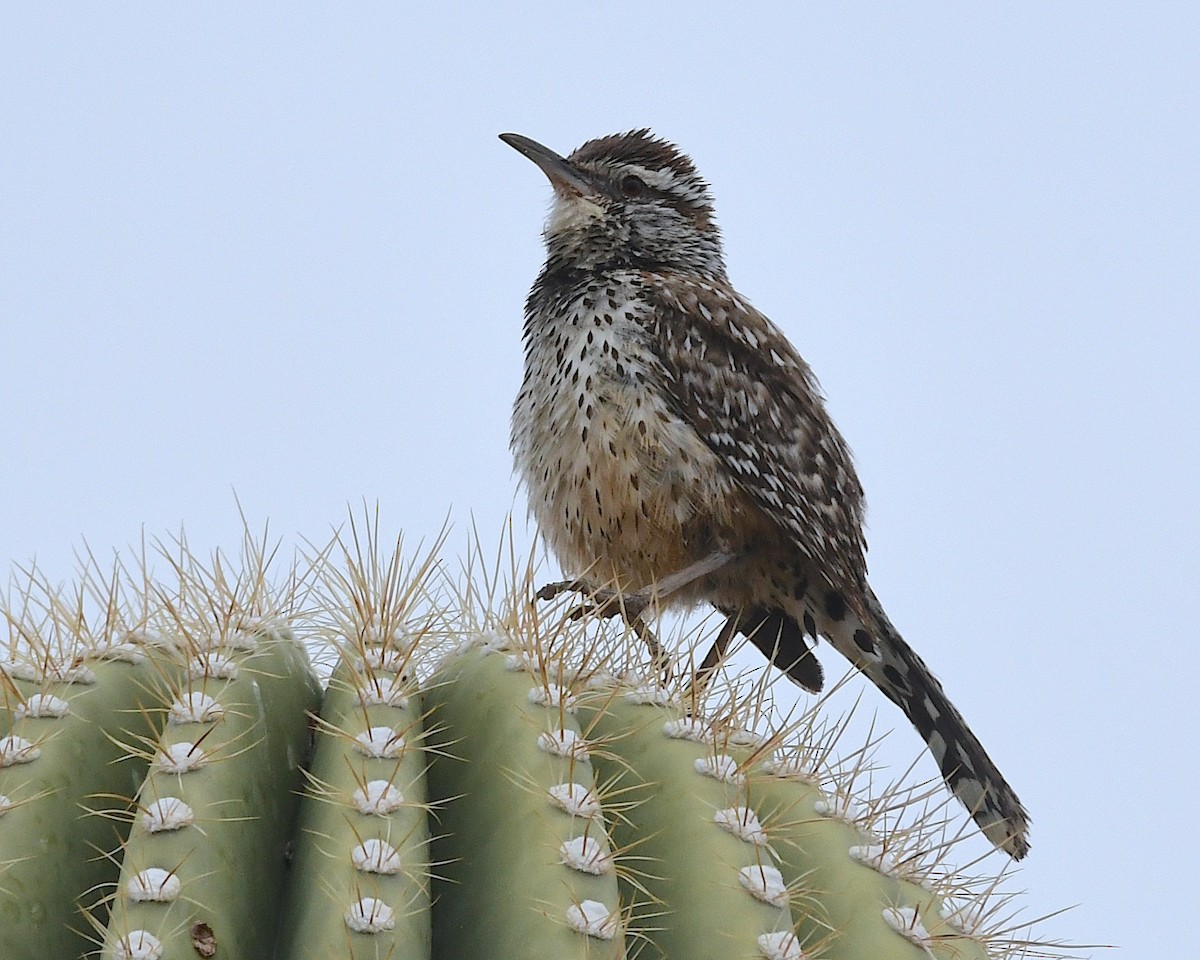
0, 529, 1057, 960
426, 644, 624, 960
581, 692, 793, 959
275, 643, 431, 960
749, 764, 990, 960
98, 631, 321, 960
0, 650, 172, 960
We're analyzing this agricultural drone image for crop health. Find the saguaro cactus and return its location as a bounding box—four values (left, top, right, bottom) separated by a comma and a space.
275, 642, 431, 960
0, 525, 1052, 959
0, 647, 172, 959
98, 629, 321, 960
426, 644, 623, 959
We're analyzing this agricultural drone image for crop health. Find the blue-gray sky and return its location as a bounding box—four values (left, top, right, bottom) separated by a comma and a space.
3, 4, 1197, 953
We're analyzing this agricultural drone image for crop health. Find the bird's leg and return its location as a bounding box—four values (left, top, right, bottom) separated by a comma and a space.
536, 549, 735, 617
535, 551, 737, 680
536, 578, 670, 677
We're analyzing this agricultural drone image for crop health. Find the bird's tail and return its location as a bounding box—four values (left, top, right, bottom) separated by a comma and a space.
820, 586, 1031, 859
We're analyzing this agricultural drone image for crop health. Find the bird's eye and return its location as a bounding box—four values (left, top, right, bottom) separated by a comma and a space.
619, 174, 646, 198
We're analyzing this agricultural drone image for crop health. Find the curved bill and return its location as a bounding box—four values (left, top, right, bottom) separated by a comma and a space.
499, 133, 596, 195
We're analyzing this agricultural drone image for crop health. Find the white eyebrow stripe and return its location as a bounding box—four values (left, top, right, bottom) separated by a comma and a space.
622, 165, 709, 204
626, 165, 675, 189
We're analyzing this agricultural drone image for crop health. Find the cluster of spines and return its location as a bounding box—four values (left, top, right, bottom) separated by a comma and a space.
425, 637, 624, 958
0, 519, 1050, 959
274, 627, 432, 960
98, 624, 322, 960
0, 637, 174, 959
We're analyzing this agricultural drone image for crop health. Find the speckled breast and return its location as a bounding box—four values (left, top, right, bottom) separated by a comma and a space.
512, 280, 743, 590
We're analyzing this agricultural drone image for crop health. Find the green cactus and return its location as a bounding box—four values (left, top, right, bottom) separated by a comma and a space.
0, 648, 173, 960
749, 761, 989, 960
581, 690, 793, 959
98, 629, 321, 960
0, 526, 1057, 960
426, 643, 623, 960
274, 643, 431, 960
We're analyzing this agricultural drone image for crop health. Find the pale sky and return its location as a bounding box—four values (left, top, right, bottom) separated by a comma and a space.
3, 4, 1198, 954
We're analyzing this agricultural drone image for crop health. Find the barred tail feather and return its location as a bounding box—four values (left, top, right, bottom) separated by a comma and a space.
820, 586, 1031, 859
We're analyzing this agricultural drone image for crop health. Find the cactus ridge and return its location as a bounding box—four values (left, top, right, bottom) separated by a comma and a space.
0, 519, 1065, 959
274, 644, 432, 960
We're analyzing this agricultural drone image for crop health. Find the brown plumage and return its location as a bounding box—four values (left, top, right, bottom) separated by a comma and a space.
502, 129, 1030, 858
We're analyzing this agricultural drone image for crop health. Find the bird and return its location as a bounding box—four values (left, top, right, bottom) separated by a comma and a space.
500, 128, 1030, 859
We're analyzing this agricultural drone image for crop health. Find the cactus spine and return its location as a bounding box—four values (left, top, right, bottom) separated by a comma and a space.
0, 650, 172, 959
275, 644, 431, 960
99, 630, 321, 960
426, 645, 623, 959
0, 524, 1055, 960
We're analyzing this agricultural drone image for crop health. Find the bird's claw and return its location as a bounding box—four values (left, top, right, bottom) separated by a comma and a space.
533, 579, 671, 681
535, 580, 649, 622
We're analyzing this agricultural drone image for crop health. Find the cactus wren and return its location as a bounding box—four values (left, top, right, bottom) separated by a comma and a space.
501, 129, 1030, 859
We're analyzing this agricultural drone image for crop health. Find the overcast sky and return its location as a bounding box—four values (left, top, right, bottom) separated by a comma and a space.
3, 4, 1197, 954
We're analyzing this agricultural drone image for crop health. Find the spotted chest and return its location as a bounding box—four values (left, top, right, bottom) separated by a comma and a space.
511, 276, 742, 588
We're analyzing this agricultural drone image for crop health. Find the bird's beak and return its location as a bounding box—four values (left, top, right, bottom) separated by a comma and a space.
499, 133, 596, 196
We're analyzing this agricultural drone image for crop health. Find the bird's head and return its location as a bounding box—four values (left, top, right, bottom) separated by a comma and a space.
500, 129, 726, 280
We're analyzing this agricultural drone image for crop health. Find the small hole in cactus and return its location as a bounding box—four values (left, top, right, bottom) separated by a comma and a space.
191, 921, 217, 958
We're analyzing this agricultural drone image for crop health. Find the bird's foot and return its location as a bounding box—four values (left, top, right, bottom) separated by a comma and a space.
536, 580, 650, 622
534, 579, 671, 681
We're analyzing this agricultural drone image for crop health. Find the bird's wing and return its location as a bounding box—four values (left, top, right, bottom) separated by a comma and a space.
647, 273, 869, 599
